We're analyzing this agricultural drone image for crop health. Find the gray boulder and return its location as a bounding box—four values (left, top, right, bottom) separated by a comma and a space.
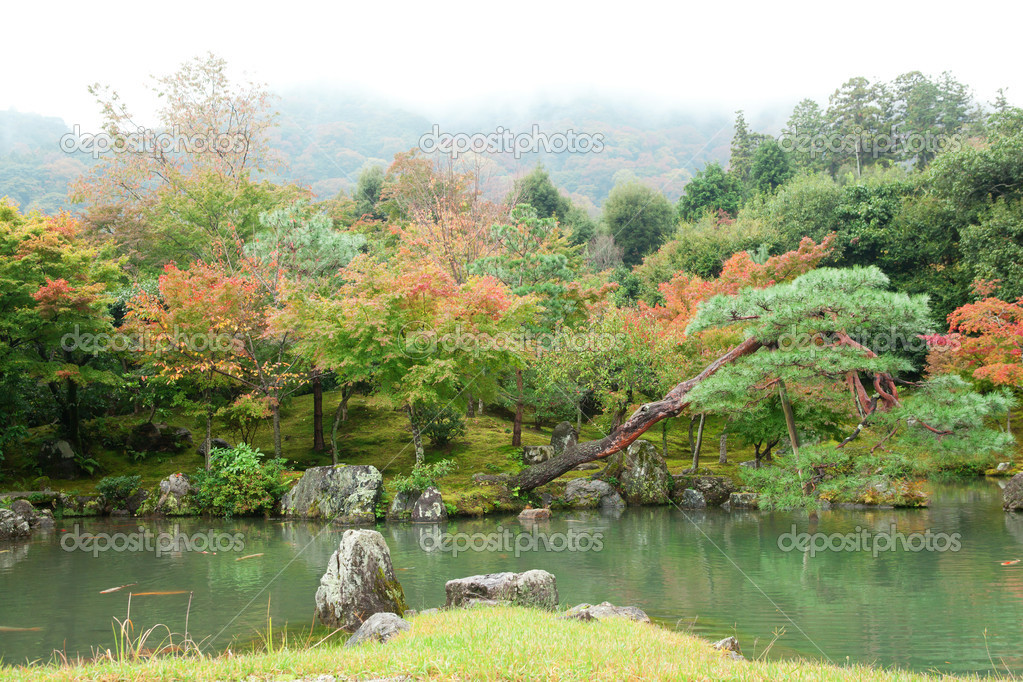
522, 445, 555, 465
127, 422, 193, 453
387, 490, 419, 521
726, 492, 759, 510
563, 479, 622, 510
561, 601, 650, 623
672, 475, 736, 506
518, 508, 551, 523
677, 488, 707, 509
281, 465, 382, 524
344, 612, 411, 647
550, 422, 578, 455
0, 509, 30, 540
446, 570, 558, 610
712, 635, 744, 660
315, 529, 408, 632
604, 440, 671, 505
37, 439, 81, 480
197, 437, 231, 458
1004, 473, 1023, 512
9, 500, 54, 530
141, 473, 197, 516
411, 486, 447, 523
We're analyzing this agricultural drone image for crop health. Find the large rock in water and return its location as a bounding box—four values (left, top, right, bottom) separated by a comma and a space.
563, 479, 624, 510
604, 440, 671, 505
671, 475, 736, 507
411, 486, 447, 523
37, 439, 81, 480
445, 570, 558, 610
344, 612, 411, 647
9, 500, 54, 530
127, 422, 193, 453
1004, 472, 1023, 512
281, 465, 382, 524
315, 529, 408, 632
0, 509, 31, 540
550, 422, 578, 455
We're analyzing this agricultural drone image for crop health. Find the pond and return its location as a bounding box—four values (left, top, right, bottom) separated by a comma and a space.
1, 479, 1021, 675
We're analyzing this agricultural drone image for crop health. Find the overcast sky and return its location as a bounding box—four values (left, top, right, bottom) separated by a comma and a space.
3, 0, 1020, 129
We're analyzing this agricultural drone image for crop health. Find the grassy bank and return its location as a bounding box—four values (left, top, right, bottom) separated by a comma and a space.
0, 606, 994, 681
2, 388, 1019, 515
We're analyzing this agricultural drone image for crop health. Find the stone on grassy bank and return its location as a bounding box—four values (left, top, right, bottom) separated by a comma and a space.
671, 475, 736, 507
138, 473, 197, 516
127, 422, 193, 453
522, 445, 554, 465
315, 529, 408, 632
281, 465, 382, 524
344, 612, 410, 647
561, 601, 650, 623
37, 439, 81, 480
550, 422, 578, 455
445, 570, 558, 610
603, 440, 671, 505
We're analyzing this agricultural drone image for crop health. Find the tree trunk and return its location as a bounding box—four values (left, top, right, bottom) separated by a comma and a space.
510, 336, 763, 492
329, 384, 354, 466
271, 398, 283, 459
407, 404, 424, 465
778, 379, 800, 458
576, 406, 582, 432
719, 431, 727, 464
512, 369, 523, 447
690, 413, 705, 472
661, 420, 669, 458
311, 371, 325, 452
204, 411, 213, 471
467, 393, 476, 418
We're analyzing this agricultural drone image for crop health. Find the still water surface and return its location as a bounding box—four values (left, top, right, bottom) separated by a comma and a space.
1, 479, 1021, 675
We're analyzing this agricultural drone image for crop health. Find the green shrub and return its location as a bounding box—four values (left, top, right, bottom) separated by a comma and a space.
390, 459, 456, 494
96, 475, 142, 510
191, 444, 287, 517
413, 404, 466, 446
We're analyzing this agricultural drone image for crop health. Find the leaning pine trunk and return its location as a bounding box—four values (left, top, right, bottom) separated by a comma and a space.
510, 336, 764, 492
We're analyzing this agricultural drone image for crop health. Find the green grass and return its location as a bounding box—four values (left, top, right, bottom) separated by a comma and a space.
0, 606, 999, 681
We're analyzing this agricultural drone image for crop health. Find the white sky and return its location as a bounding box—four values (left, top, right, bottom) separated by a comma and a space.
3, 0, 1021, 129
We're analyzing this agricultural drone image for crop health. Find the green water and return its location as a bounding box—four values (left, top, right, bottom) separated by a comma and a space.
1, 479, 1021, 675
